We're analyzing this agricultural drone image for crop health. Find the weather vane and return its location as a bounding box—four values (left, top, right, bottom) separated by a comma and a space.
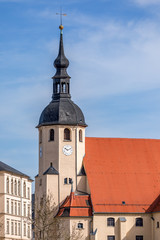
56, 7, 67, 31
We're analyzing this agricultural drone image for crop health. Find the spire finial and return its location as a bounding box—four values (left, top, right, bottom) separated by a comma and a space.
56, 9, 67, 34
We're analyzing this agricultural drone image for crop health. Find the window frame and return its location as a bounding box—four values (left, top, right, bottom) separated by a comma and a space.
135, 218, 143, 227
64, 128, 71, 141
107, 217, 115, 227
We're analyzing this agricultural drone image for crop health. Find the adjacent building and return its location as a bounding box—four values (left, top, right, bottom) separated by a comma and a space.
35, 25, 160, 240
0, 161, 32, 240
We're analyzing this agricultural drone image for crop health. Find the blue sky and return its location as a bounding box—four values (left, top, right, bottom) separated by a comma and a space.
1, 0, 160, 183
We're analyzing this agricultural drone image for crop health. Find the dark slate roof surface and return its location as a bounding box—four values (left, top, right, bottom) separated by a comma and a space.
43, 166, 59, 175
0, 161, 31, 179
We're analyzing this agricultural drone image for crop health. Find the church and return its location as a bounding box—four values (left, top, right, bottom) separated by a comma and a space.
35, 25, 160, 240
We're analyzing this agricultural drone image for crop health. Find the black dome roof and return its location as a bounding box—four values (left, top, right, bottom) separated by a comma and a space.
38, 99, 87, 127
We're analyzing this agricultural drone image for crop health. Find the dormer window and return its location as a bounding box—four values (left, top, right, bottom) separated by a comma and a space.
64, 128, 71, 141
49, 129, 54, 141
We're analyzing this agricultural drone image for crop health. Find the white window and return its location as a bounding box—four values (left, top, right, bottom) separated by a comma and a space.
18, 180, 21, 196
23, 182, 26, 198
28, 205, 30, 217
15, 222, 17, 235
11, 221, 14, 235
18, 202, 21, 215
6, 177, 9, 193
27, 187, 30, 199
24, 223, 26, 236
6, 199, 9, 213
11, 179, 13, 194
11, 201, 13, 215
18, 222, 21, 236
15, 180, 17, 195
15, 201, 17, 215
6, 220, 9, 234
27, 225, 30, 238
23, 203, 26, 217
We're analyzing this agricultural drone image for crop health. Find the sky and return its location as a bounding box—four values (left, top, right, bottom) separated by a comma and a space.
1, 0, 160, 183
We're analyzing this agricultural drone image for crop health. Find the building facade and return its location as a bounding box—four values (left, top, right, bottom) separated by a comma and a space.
35, 25, 160, 240
0, 161, 32, 240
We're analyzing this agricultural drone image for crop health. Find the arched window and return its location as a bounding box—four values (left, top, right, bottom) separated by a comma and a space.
18, 181, 20, 196
6, 177, 9, 193
64, 128, 70, 141
49, 129, 54, 141
136, 218, 143, 227
15, 180, 17, 195
107, 218, 115, 227
39, 130, 42, 143
62, 83, 66, 93
23, 182, 26, 198
11, 179, 13, 195
79, 130, 82, 142
57, 83, 60, 93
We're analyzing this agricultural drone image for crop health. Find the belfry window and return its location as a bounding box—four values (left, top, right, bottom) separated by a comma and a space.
62, 83, 66, 93
57, 83, 60, 93
64, 128, 71, 141
107, 218, 115, 227
136, 218, 143, 227
49, 129, 54, 141
79, 130, 82, 142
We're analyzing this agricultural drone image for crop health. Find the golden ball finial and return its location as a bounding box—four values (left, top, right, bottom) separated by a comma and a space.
59, 25, 64, 30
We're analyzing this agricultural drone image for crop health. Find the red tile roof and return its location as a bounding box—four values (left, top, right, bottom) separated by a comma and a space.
57, 193, 92, 217
84, 137, 160, 213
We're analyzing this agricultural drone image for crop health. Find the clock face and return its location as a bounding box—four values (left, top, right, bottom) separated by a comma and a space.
63, 145, 73, 156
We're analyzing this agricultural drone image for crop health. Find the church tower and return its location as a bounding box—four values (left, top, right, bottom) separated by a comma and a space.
35, 25, 87, 206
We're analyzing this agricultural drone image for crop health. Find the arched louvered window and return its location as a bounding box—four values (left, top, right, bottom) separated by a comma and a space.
50, 129, 54, 141
136, 218, 143, 227
79, 130, 82, 142
107, 218, 115, 227
6, 177, 9, 193
64, 128, 71, 141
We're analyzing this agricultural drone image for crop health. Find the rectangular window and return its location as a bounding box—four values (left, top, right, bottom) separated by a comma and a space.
11, 221, 14, 235
136, 236, 143, 240
28, 187, 30, 199
15, 202, 17, 215
6, 220, 9, 234
11, 201, 14, 215
64, 178, 68, 184
69, 178, 72, 184
15, 222, 17, 235
18, 202, 21, 215
157, 222, 159, 228
23, 203, 26, 217
27, 225, 30, 238
108, 236, 115, 240
6, 199, 9, 213
18, 222, 21, 236
24, 223, 26, 236
28, 205, 30, 217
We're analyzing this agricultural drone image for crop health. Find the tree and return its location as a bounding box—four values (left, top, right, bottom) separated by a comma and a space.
31, 194, 83, 240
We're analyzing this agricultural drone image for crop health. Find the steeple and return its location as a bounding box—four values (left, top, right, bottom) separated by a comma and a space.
52, 25, 71, 100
